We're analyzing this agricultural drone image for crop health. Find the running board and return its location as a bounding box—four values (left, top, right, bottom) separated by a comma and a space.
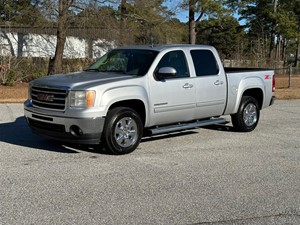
148, 118, 227, 135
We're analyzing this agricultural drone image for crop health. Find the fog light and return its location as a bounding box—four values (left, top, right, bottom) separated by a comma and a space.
70, 125, 83, 137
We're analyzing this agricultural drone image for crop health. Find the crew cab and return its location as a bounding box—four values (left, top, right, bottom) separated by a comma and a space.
24, 45, 275, 154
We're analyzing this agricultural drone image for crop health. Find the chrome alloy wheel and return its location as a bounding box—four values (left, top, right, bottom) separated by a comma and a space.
243, 103, 258, 127
114, 117, 138, 147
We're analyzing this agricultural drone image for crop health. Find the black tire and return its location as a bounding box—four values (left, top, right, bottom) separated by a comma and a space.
231, 96, 260, 132
102, 107, 143, 154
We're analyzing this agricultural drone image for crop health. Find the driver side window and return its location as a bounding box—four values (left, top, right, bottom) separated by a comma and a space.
156, 50, 189, 78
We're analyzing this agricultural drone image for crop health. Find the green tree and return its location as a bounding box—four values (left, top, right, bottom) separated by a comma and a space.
276, 0, 300, 66
181, 0, 237, 44
43, 0, 120, 74
121, 0, 177, 45
0, 0, 49, 57
239, 0, 274, 60
240, 0, 300, 64
71, 5, 118, 29
196, 16, 245, 59
0, 0, 46, 26
160, 18, 188, 44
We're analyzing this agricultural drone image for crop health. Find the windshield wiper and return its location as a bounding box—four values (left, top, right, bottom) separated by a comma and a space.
96, 70, 127, 74
84, 68, 100, 72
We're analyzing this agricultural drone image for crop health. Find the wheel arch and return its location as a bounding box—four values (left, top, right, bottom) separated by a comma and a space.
232, 87, 264, 114
108, 99, 146, 126
242, 88, 264, 110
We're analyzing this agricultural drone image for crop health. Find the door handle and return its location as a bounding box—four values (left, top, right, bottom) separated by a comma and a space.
214, 80, 224, 86
183, 83, 193, 89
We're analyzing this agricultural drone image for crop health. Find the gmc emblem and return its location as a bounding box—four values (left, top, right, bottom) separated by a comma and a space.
36, 93, 54, 102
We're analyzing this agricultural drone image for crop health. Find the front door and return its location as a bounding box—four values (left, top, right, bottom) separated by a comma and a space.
149, 50, 196, 126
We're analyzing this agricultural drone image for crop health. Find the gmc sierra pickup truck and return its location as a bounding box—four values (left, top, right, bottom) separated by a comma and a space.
24, 45, 275, 154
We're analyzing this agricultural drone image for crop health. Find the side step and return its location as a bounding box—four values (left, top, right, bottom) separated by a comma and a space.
148, 118, 227, 135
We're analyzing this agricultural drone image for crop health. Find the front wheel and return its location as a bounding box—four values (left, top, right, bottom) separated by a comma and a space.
102, 107, 143, 154
231, 96, 260, 132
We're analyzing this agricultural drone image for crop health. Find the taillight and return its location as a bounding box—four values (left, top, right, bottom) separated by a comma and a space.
272, 75, 275, 92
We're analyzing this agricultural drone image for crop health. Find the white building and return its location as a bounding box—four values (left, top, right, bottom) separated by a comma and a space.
0, 31, 115, 59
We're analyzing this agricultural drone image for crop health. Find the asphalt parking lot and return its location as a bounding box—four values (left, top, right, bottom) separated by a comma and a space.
0, 100, 300, 225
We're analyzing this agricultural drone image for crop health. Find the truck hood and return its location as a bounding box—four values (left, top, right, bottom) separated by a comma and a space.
31, 71, 137, 89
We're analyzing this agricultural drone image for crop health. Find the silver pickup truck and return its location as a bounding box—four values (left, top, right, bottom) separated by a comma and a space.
24, 45, 275, 154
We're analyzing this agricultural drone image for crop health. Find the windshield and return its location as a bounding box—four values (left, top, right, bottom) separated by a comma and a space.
87, 49, 158, 76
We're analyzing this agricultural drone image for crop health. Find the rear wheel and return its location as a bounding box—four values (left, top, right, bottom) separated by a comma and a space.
231, 96, 260, 132
102, 107, 143, 154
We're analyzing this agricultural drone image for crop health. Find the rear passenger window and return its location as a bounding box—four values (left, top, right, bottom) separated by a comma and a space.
191, 50, 219, 76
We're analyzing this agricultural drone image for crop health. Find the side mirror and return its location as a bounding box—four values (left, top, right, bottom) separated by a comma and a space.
156, 67, 177, 79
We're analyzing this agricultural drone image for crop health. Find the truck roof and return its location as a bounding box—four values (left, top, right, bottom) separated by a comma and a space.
117, 44, 214, 52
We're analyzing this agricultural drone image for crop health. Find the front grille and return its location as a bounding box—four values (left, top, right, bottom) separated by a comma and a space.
28, 118, 65, 133
31, 86, 68, 111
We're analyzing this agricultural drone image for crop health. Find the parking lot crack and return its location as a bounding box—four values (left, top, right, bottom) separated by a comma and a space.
190, 212, 300, 225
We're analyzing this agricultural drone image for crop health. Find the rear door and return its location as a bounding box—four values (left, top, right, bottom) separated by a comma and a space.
190, 49, 227, 118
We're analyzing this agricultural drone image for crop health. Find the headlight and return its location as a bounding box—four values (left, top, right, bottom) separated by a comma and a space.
70, 90, 96, 107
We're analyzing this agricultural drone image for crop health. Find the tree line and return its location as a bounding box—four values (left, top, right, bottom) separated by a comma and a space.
1, 0, 299, 74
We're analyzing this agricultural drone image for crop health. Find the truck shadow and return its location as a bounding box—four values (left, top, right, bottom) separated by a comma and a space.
0, 116, 111, 154
203, 124, 236, 132
0, 116, 81, 153
0, 116, 235, 155
142, 131, 198, 143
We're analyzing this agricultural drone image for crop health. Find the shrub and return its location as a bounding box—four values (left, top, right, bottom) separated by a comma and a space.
0, 57, 95, 86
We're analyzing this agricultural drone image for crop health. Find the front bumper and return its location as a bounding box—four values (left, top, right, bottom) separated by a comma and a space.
24, 102, 105, 145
